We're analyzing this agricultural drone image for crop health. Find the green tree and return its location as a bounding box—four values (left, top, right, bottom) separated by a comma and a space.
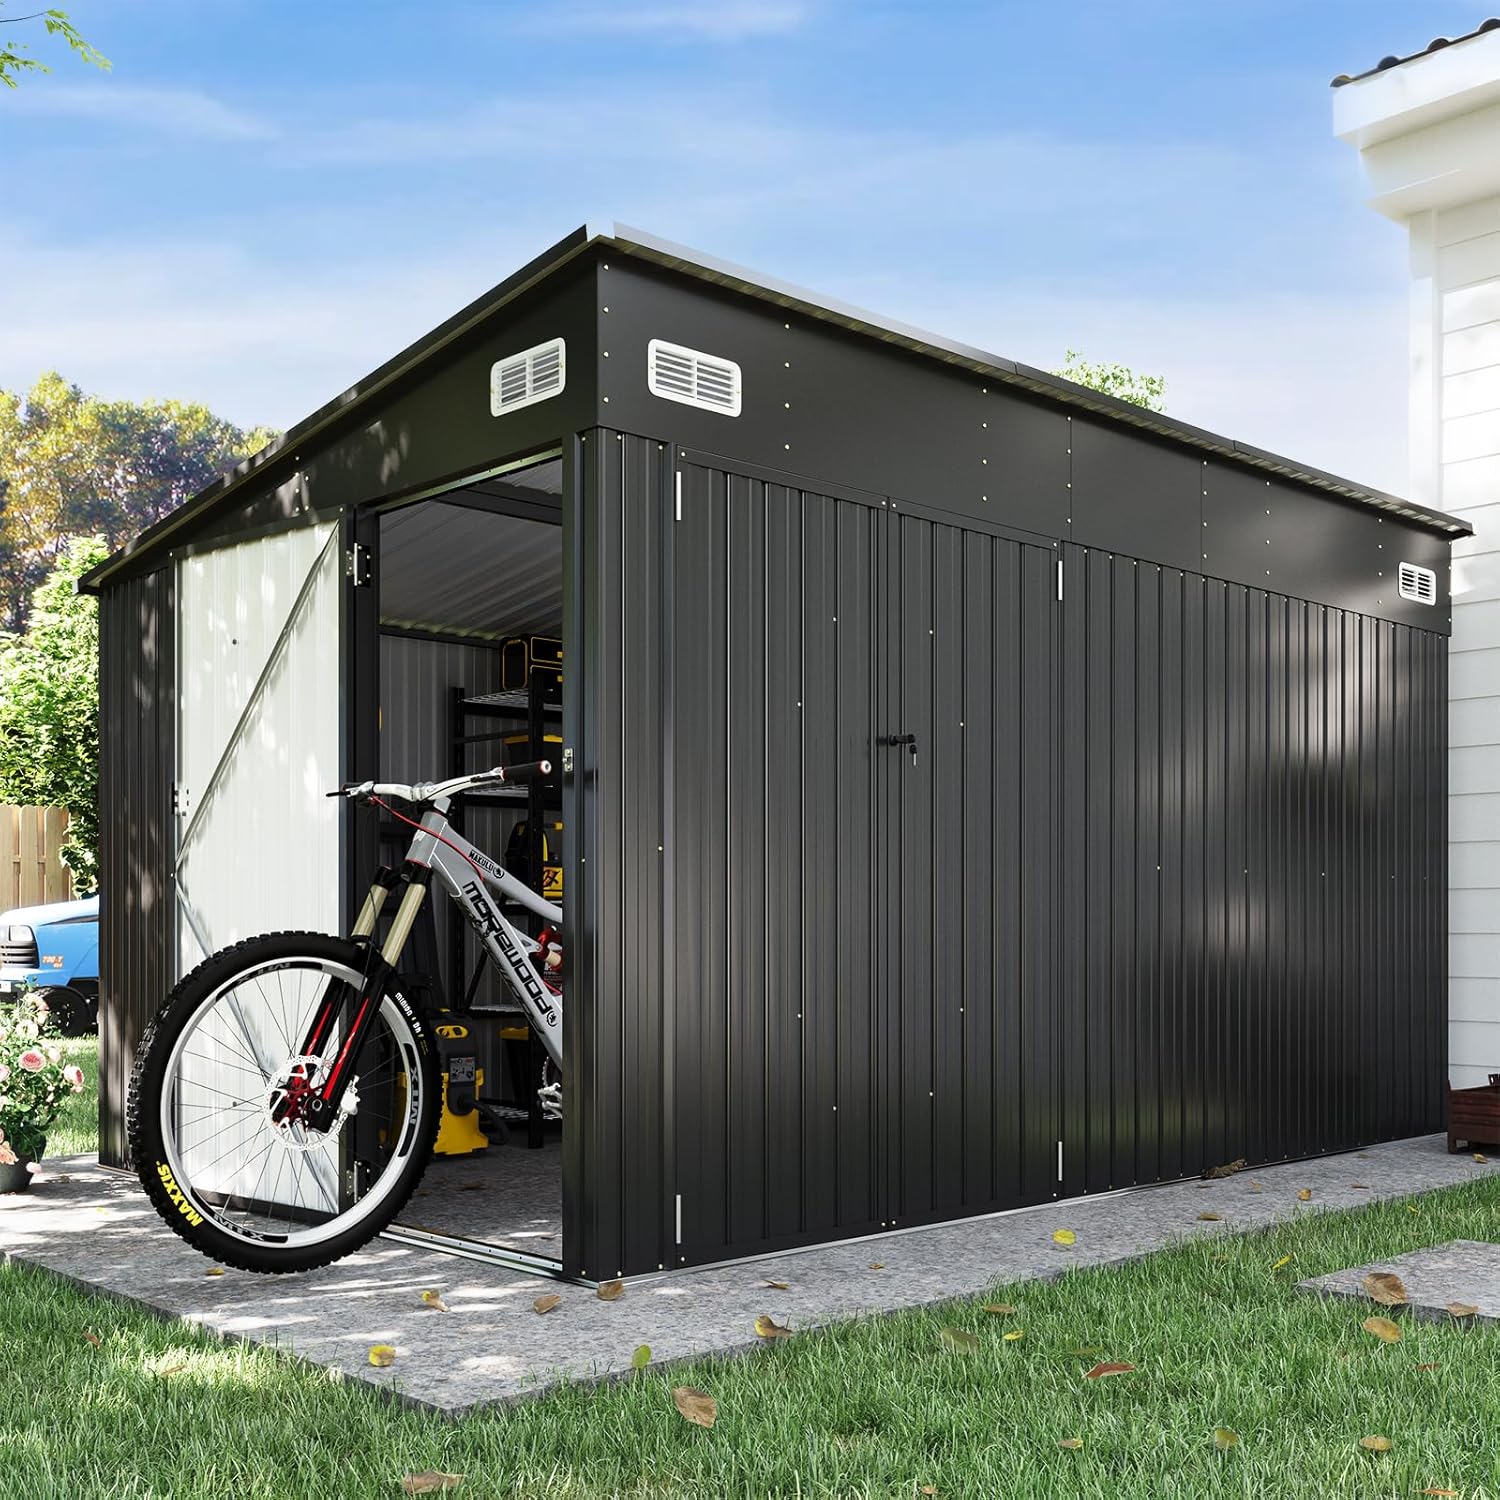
1053, 349, 1167, 413
0, 537, 107, 892
0, 5, 107, 89
0, 372, 277, 629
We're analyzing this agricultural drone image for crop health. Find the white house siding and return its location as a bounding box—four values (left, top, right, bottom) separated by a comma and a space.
1434, 194, 1500, 1086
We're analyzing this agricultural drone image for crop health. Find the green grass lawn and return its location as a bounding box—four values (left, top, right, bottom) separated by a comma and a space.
45, 1034, 98, 1158
4, 1167, 1500, 1499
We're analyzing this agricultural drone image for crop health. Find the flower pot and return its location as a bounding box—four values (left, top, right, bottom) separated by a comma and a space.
0, 1158, 35, 1193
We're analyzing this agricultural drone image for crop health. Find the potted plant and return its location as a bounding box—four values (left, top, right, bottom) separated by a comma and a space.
0, 989, 86, 1191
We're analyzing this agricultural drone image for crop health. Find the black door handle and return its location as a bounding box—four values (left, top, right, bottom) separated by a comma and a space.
886, 733, 918, 766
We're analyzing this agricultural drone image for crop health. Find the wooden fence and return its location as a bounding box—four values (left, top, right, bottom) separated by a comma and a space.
1, 806, 73, 912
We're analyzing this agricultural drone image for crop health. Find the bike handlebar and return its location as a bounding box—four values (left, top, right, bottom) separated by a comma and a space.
328, 760, 554, 805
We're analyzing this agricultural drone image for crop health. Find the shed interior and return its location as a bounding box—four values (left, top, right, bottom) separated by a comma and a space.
374, 452, 565, 1266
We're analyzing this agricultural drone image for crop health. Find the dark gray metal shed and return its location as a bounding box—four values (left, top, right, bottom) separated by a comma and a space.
86, 223, 1471, 1281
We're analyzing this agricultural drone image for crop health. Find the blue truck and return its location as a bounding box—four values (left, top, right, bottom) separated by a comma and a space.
0, 894, 99, 1035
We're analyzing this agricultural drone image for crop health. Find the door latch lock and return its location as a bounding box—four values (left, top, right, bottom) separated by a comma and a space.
886, 733, 918, 767
562, 746, 575, 775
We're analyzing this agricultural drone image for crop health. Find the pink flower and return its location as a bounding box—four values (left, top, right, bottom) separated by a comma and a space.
18, 1050, 44, 1073
0, 1141, 14, 1167
0, 1063, 9, 1083
66, 1065, 85, 1091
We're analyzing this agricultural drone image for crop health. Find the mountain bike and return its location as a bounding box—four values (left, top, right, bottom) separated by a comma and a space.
127, 761, 562, 1273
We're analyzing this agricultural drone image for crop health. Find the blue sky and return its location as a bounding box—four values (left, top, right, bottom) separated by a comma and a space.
0, 0, 1486, 492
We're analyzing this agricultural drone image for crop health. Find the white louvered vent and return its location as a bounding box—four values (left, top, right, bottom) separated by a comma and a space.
1397, 561, 1437, 606
647, 338, 742, 416
490, 338, 566, 416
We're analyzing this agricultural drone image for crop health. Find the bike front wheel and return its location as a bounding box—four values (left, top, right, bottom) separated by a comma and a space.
128, 932, 440, 1273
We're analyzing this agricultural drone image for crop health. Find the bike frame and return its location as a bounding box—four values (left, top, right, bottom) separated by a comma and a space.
289, 789, 563, 1132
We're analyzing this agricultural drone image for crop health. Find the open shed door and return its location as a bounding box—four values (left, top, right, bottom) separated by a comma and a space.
174, 521, 344, 973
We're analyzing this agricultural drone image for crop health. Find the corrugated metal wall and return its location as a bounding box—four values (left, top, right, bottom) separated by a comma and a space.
378, 630, 508, 1005
1058, 545, 1448, 1193
97, 567, 175, 1169
572, 434, 1450, 1279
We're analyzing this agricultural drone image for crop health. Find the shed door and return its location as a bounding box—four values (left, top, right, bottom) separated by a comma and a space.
174, 522, 344, 972
881, 511, 1060, 1228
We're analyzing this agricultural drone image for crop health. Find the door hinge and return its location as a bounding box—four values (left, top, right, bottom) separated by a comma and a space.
562, 746, 575, 775
172, 784, 191, 815
346, 543, 372, 588
1057, 1140, 1064, 1182
1056, 557, 1064, 602
674, 470, 683, 522
675, 1193, 683, 1245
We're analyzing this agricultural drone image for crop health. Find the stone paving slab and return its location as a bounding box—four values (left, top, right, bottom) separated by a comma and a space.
1298, 1239, 1500, 1325
2, 1134, 1495, 1414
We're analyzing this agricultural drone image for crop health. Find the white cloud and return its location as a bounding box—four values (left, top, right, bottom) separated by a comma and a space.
521, 2, 809, 41
9, 82, 275, 141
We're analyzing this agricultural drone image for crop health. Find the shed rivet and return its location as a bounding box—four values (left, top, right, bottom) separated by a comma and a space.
603, 306, 609, 312
603, 350, 609, 357
784, 401, 790, 409
784, 361, 790, 368
784, 443, 790, 450
603, 396, 610, 402
982, 421, 988, 429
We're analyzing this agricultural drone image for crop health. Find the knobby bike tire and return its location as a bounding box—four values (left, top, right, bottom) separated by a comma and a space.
127, 931, 440, 1274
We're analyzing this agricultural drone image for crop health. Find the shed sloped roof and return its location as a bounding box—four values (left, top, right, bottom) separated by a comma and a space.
82, 222, 1469, 590
1331, 17, 1500, 86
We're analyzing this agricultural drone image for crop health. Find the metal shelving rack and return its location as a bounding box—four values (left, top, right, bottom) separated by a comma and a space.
448, 671, 561, 1149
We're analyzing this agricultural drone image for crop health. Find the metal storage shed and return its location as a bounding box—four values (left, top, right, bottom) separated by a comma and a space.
86, 223, 1472, 1282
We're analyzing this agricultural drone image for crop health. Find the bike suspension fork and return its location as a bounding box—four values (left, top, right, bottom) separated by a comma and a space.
298, 864, 431, 1133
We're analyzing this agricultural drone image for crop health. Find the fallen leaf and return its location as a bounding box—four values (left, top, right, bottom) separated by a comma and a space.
1272, 1255, 1293, 1271
939, 1327, 980, 1353
1002, 1329, 1025, 1342
1359, 1435, 1393, 1452
1362, 1316, 1403, 1343
82, 1331, 100, 1347
1446, 1302, 1479, 1318
1203, 1158, 1247, 1179
1417, 1362, 1440, 1371
1198, 1211, 1223, 1222
1363, 1272, 1408, 1307
1057, 1437, 1083, 1450
755, 1314, 793, 1340
368, 1345, 396, 1368
763, 1280, 790, 1290
918, 1488, 939, 1497
1419, 1488, 1459, 1496
402, 1474, 464, 1496
1474, 1154, 1488, 1164
420, 1289, 450, 1313
982, 1304, 1017, 1316
1351, 1183, 1370, 1189
1053, 1229, 1076, 1246
596, 1279, 625, 1302
1407, 1204, 1420, 1214
869, 1262, 885, 1270
205, 1267, 226, 1277
631, 1344, 651, 1369
155, 1363, 187, 1377
1297, 1189, 1312, 1202
1213, 1427, 1240, 1451
672, 1386, 717, 1428
1084, 1361, 1135, 1379
533, 1294, 562, 1315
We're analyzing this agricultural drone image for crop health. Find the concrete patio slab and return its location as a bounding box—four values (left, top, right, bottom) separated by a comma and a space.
2, 1133, 1495, 1414
1298, 1238, 1500, 1325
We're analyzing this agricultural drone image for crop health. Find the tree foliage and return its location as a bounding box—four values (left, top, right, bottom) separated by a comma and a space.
0, 536, 107, 892
0, 5, 108, 89
1053, 349, 1167, 413
0, 372, 277, 629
